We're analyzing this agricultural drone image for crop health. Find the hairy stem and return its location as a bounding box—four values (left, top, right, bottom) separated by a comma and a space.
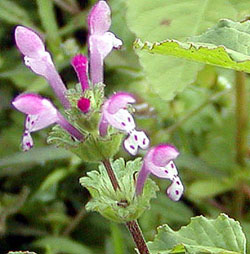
126, 220, 150, 254
102, 159, 150, 254
102, 159, 121, 191
233, 71, 248, 218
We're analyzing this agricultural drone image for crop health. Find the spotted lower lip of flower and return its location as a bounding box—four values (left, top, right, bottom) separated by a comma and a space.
15, 26, 70, 109
88, 0, 123, 84
99, 92, 150, 155
136, 144, 184, 201
12, 93, 83, 151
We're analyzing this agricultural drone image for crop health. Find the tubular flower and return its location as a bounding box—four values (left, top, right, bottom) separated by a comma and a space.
136, 144, 184, 201
12, 94, 83, 151
88, 0, 122, 84
15, 26, 70, 109
71, 54, 91, 113
71, 54, 89, 92
99, 92, 149, 155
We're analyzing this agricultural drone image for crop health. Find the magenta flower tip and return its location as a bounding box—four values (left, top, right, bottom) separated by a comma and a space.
106, 92, 136, 114
77, 97, 91, 113
71, 54, 89, 91
152, 144, 180, 167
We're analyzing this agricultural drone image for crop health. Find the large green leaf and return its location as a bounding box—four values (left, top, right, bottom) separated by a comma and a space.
134, 19, 250, 73
148, 214, 246, 254
126, 0, 249, 100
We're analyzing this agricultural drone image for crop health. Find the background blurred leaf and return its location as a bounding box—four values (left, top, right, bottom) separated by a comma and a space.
0, 147, 73, 176
33, 236, 93, 254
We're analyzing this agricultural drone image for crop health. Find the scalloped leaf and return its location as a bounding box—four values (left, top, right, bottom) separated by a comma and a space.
147, 214, 246, 254
134, 19, 250, 73
127, 0, 249, 101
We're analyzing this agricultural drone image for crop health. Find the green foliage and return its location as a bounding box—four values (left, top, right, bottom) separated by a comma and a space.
80, 158, 159, 223
148, 214, 246, 254
127, 0, 249, 101
135, 19, 250, 73
0, 0, 249, 253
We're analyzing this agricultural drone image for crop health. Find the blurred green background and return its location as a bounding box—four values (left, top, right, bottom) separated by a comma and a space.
0, 0, 249, 253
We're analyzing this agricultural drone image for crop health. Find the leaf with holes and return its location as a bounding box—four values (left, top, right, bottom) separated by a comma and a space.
134, 19, 250, 73
127, 0, 249, 100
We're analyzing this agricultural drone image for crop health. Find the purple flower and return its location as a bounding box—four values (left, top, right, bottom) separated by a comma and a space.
71, 54, 89, 91
136, 144, 184, 201
12, 93, 83, 151
99, 92, 149, 155
88, 0, 122, 84
15, 26, 70, 109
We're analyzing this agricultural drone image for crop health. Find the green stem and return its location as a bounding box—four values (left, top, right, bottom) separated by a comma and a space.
166, 89, 231, 134
111, 223, 125, 254
233, 71, 248, 218
37, 0, 61, 56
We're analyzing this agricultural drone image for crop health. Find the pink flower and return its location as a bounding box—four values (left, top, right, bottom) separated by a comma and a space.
88, 0, 122, 84
71, 54, 89, 91
15, 26, 70, 109
136, 144, 184, 201
12, 94, 83, 151
99, 92, 149, 155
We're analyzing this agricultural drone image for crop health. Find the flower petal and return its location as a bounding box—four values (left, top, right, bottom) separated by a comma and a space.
12, 93, 56, 115
89, 36, 104, 84
104, 108, 136, 132
123, 134, 139, 156
71, 54, 89, 91
22, 131, 34, 151
166, 176, 184, 201
15, 26, 45, 58
99, 114, 109, 137
107, 92, 136, 114
88, 0, 111, 35
123, 130, 149, 155
135, 164, 150, 195
152, 144, 180, 167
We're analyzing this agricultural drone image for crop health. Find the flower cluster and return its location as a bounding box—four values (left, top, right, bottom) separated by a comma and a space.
12, 1, 184, 202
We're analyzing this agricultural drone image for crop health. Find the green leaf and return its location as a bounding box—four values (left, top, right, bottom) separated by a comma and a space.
134, 19, 250, 73
148, 214, 247, 254
126, 0, 249, 101
33, 236, 92, 254
80, 158, 159, 223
